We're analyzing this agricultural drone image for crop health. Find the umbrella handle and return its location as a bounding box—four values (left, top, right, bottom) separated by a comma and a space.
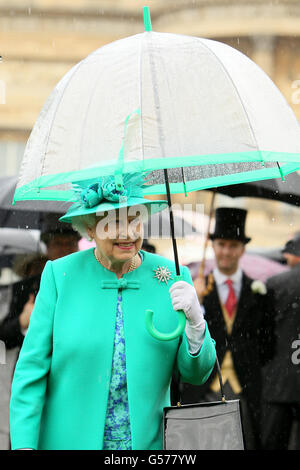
145, 274, 186, 341
145, 309, 186, 341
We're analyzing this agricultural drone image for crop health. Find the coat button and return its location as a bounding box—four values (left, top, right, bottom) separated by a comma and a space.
118, 279, 127, 289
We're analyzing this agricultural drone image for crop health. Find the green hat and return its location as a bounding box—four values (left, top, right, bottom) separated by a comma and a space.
59, 173, 168, 223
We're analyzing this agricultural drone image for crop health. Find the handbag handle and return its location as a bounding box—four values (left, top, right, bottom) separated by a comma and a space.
173, 355, 226, 406
215, 355, 226, 402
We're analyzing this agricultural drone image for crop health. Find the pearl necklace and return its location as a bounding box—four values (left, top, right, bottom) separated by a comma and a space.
94, 248, 137, 273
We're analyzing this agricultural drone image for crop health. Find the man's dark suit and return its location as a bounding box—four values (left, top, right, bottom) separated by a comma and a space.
180, 271, 276, 448
0, 274, 41, 350
261, 263, 300, 449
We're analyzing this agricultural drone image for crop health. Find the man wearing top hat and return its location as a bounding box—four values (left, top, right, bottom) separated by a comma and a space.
261, 234, 300, 449
181, 207, 276, 449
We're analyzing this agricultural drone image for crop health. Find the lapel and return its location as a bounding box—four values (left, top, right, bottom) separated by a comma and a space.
203, 275, 227, 334
231, 272, 254, 334
203, 271, 254, 336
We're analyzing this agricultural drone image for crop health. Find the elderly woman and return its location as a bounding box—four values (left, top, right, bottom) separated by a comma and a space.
10, 173, 216, 450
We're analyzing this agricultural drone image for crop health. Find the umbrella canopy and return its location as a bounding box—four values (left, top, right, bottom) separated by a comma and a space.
206, 171, 300, 206
13, 14, 300, 204
0, 228, 43, 255
0, 176, 72, 229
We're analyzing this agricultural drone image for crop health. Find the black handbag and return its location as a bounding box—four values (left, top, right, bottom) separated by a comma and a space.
163, 357, 245, 450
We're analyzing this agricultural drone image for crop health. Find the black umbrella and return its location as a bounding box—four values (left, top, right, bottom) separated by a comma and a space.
0, 176, 72, 229
207, 171, 300, 206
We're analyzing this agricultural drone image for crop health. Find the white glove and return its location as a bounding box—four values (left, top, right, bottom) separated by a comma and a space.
169, 281, 206, 354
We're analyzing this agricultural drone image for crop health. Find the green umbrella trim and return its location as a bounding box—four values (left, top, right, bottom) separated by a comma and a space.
145, 162, 300, 195
12, 155, 300, 203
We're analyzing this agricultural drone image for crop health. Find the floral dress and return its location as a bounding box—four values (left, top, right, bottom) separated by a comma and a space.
102, 253, 145, 450
102, 291, 132, 450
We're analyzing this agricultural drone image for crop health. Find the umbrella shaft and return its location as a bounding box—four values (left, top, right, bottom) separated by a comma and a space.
164, 169, 180, 276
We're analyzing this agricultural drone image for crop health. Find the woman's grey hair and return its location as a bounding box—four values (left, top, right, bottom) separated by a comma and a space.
71, 214, 98, 240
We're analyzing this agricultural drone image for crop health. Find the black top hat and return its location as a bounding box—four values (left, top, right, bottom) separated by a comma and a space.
282, 233, 300, 257
40, 213, 81, 244
209, 207, 251, 244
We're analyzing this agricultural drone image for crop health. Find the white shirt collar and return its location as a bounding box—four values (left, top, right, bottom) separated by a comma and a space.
213, 266, 243, 286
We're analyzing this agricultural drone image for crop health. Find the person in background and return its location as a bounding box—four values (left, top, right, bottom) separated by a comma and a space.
141, 239, 156, 253
0, 218, 80, 450
261, 234, 300, 450
0, 220, 80, 349
12, 253, 49, 280
181, 207, 276, 450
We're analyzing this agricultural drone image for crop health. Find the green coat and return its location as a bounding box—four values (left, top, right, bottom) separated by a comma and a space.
10, 248, 216, 450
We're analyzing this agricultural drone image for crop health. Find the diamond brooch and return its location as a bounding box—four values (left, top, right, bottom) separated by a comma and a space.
153, 266, 173, 284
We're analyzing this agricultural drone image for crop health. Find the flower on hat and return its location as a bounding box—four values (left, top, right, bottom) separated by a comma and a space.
251, 280, 267, 295
73, 172, 146, 209
102, 180, 128, 202
80, 183, 103, 208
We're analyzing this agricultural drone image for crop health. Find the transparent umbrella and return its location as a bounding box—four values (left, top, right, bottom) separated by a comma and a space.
12, 7, 300, 340
13, 8, 300, 205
